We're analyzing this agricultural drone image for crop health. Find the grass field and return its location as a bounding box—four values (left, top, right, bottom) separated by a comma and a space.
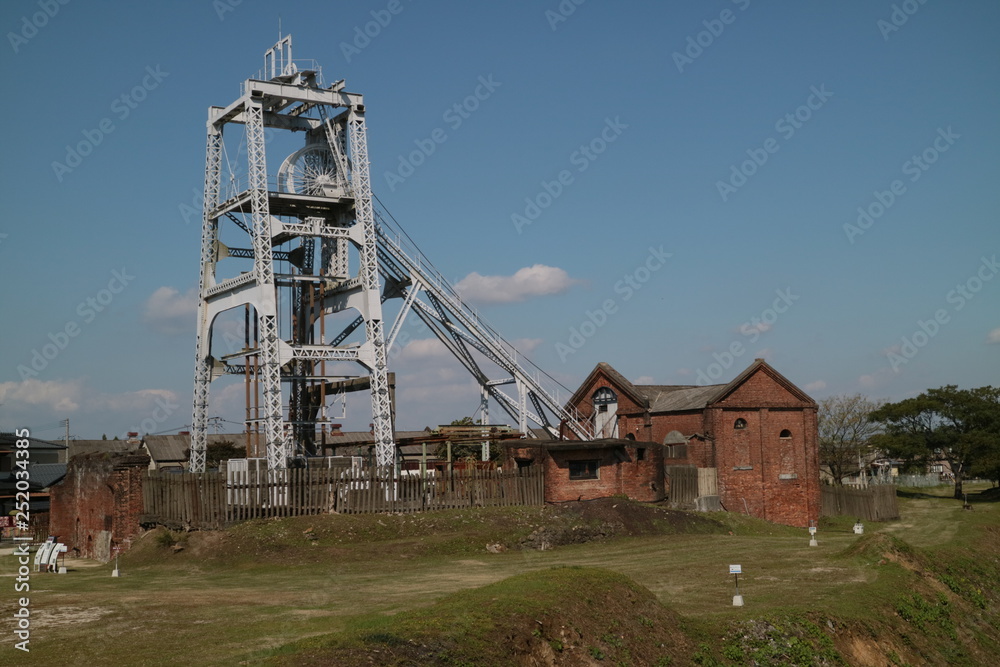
2, 483, 998, 665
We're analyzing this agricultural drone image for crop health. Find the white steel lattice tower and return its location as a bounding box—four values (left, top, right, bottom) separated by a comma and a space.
190, 36, 395, 472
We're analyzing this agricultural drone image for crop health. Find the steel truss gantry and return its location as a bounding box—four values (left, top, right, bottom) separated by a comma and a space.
190, 37, 592, 473
191, 36, 392, 472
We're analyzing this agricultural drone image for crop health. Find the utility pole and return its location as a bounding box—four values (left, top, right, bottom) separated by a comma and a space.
61, 418, 69, 463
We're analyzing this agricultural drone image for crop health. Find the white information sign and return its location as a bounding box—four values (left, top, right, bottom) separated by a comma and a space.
729, 564, 742, 574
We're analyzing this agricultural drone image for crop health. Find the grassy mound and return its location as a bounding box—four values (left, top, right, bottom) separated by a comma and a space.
837, 531, 924, 569
123, 499, 733, 569
260, 567, 691, 666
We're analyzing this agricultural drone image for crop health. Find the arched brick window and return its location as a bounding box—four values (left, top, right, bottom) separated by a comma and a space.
779, 429, 792, 439
734, 418, 747, 430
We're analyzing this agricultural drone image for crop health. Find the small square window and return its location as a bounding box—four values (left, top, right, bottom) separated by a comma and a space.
569, 459, 599, 480
636, 448, 646, 461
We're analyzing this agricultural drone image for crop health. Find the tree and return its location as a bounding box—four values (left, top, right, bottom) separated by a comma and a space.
818, 394, 885, 485
184, 440, 243, 469
435, 417, 501, 462
870, 385, 1000, 499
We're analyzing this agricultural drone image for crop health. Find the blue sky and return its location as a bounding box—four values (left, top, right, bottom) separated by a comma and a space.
1, 0, 997, 441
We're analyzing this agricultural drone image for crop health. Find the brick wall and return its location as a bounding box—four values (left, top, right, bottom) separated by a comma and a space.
49, 453, 149, 562
543, 444, 662, 503
706, 370, 820, 527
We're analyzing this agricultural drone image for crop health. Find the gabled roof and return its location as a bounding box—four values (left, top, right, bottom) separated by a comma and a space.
0, 462, 67, 489
705, 358, 816, 407
571, 359, 815, 415
0, 432, 66, 451
566, 362, 651, 410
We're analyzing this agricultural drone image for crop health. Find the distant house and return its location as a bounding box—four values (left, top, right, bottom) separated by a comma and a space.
538, 359, 821, 527
67, 438, 143, 461
142, 433, 248, 471
0, 432, 68, 517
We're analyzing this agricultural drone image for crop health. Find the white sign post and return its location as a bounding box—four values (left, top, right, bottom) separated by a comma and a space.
730, 564, 743, 606
809, 523, 818, 547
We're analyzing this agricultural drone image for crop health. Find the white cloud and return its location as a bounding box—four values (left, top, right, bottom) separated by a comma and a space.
634, 375, 654, 385
143, 286, 198, 335
0, 378, 85, 412
0, 379, 184, 437
987, 327, 1000, 344
676, 368, 693, 377
454, 265, 580, 304
804, 380, 827, 392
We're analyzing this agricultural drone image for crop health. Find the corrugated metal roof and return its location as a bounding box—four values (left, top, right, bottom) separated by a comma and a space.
643, 385, 725, 412
68, 439, 142, 458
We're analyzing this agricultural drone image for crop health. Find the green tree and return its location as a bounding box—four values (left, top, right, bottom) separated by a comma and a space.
870, 385, 1000, 498
818, 394, 885, 485
435, 417, 502, 462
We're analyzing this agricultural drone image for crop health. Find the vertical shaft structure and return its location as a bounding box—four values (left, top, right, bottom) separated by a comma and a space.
189, 37, 396, 472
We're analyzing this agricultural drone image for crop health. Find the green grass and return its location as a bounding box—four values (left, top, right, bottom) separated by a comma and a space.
2, 483, 998, 665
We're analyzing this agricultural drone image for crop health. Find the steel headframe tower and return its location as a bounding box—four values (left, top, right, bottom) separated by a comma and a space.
190, 36, 394, 472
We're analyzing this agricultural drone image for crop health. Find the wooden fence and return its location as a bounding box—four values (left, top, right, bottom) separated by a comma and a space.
142, 466, 544, 530
665, 465, 699, 507
665, 466, 719, 508
820, 484, 899, 521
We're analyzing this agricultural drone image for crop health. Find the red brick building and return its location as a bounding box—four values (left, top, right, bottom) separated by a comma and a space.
48, 452, 149, 562
553, 359, 820, 527
506, 439, 665, 503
